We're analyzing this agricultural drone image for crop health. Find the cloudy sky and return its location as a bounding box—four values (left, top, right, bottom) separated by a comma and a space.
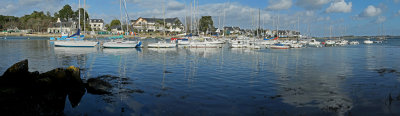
1, 0, 400, 36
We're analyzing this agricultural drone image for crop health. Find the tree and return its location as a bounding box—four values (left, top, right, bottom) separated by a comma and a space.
74, 8, 90, 31
110, 20, 121, 27
57, 5, 74, 21
105, 24, 111, 31
199, 16, 215, 34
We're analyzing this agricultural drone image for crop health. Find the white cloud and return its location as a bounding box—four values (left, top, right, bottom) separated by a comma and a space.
167, 1, 184, 11
325, 0, 352, 13
374, 16, 386, 23
266, 0, 292, 10
296, 0, 330, 10
0, 4, 18, 15
0, 0, 68, 16
360, 5, 382, 17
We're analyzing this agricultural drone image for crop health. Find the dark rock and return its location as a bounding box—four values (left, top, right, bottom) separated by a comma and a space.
1, 59, 29, 78
270, 95, 282, 99
0, 59, 32, 87
163, 70, 173, 74
0, 60, 85, 115
376, 68, 398, 75
86, 78, 113, 95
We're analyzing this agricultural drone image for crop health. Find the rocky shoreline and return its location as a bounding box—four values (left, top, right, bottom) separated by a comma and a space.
0, 60, 122, 115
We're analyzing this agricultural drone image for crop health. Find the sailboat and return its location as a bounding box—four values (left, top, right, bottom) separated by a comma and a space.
147, 0, 175, 48
102, 0, 142, 48
53, 0, 98, 47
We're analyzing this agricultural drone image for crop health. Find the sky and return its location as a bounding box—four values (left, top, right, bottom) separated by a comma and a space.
1, 0, 400, 36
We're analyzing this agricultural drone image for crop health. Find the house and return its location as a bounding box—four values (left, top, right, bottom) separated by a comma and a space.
47, 18, 78, 34
132, 17, 184, 33
223, 26, 241, 34
110, 25, 124, 34
89, 19, 104, 31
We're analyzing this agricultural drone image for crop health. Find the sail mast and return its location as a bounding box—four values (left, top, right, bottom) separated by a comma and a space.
119, 0, 124, 34
78, 0, 81, 30
163, 0, 166, 38
83, 0, 86, 35
123, 0, 129, 35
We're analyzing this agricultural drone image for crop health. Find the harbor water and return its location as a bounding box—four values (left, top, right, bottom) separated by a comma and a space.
1, 36, 400, 115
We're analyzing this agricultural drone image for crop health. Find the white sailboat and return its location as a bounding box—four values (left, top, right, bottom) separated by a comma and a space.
102, 0, 142, 48
54, 0, 98, 47
148, 41, 176, 48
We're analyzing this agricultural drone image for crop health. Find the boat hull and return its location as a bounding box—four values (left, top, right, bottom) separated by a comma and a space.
148, 43, 176, 48
103, 41, 141, 48
270, 45, 290, 49
54, 41, 98, 47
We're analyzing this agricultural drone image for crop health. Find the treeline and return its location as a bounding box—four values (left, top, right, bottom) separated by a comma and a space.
0, 4, 89, 32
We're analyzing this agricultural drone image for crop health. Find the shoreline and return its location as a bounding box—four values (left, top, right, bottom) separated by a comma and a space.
1, 32, 397, 39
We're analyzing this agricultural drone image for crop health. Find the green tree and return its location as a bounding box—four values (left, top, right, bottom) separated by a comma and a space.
105, 24, 111, 31
110, 20, 121, 27
0, 15, 19, 30
74, 8, 90, 31
199, 16, 215, 34
18, 11, 54, 32
57, 5, 74, 21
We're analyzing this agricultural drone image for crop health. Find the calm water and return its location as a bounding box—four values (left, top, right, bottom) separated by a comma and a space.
1, 36, 400, 115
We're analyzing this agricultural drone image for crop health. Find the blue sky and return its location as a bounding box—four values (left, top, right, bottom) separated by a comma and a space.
1, 0, 400, 36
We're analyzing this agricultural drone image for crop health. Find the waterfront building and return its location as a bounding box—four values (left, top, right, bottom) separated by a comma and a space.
89, 19, 105, 31
223, 26, 241, 34
132, 17, 184, 33
47, 18, 78, 34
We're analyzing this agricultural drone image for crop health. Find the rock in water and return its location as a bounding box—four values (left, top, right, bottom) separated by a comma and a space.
0, 59, 30, 83
86, 78, 113, 95
0, 60, 85, 115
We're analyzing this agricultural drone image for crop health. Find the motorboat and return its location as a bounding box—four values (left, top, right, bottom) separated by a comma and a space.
230, 39, 247, 48
364, 38, 373, 44
308, 39, 321, 46
324, 40, 336, 46
349, 41, 359, 45
290, 43, 303, 48
336, 40, 348, 46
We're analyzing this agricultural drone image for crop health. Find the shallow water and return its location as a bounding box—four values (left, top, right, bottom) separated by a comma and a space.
1, 36, 400, 115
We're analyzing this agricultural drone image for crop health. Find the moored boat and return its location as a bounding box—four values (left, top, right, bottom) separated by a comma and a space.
349, 41, 359, 45
148, 41, 176, 48
364, 38, 373, 44
270, 44, 289, 49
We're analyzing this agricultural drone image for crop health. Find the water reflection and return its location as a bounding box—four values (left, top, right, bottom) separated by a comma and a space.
2, 38, 400, 115
54, 47, 98, 56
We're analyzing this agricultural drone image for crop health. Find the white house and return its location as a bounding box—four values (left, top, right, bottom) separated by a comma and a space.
89, 19, 104, 31
47, 18, 78, 34
132, 17, 184, 33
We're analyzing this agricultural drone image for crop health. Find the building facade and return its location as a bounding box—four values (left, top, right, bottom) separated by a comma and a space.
132, 17, 184, 33
89, 19, 104, 31
47, 18, 78, 34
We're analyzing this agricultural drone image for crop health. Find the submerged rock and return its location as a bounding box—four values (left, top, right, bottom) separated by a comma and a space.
86, 78, 113, 95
